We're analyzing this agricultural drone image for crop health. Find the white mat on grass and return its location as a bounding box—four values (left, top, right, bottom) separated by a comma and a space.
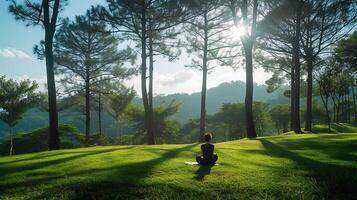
184, 161, 219, 166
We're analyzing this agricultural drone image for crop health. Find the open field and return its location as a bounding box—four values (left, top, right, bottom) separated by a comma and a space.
1, 124, 357, 199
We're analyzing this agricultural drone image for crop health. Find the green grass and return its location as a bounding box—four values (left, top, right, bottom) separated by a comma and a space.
1, 125, 357, 199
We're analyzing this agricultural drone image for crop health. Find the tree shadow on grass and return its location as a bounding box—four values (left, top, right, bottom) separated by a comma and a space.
0, 147, 134, 178
0, 143, 198, 198
0, 146, 135, 165
194, 164, 213, 181
259, 138, 357, 199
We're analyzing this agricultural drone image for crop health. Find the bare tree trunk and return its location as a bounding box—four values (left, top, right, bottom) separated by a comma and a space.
141, 6, 155, 145
199, 9, 208, 141
45, 29, 60, 150
346, 94, 349, 123
98, 92, 102, 136
244, 41, 257, 138
293, 0, 302, 134
290, 66, 295, 131
305, 59, 313, 131
336, 96, 341, 122
85, 76, 90, 145
352, 83, 357, 123
9, 128, 13, 156
148, 34, 156, 143
319, 83, 331, 132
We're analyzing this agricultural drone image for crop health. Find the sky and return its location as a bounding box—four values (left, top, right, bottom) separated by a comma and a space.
0, 0, 272, 96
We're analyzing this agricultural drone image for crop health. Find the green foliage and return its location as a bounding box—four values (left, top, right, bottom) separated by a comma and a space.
335, 31, 357, 72
0, 76, 40, 128
269, 104, 290, 133
301, 102, 327, 124
126, 102, 181, 144
0, 124, 80, 155
253, 102, 271, 136
106, 86, 136, 121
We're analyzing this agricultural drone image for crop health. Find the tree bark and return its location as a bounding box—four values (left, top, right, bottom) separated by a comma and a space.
244, 41, 257, 138
45, 29, 60, 150
352, 83, 357, 123
85, 75, 90, 145
290, 67, 295, 131
9, 128, 13, 156
292, 0, 302, 133
44, 0, 60, 150
141, 6, 155, 145
305, 58, 313, 131
148, 34, 156, 143
98, 92, 102, 136
199, 9, 209, 141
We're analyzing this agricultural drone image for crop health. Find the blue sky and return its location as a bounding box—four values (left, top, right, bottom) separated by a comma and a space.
0, 0, 271, 95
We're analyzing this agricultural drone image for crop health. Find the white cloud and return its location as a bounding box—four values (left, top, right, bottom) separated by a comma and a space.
0, 48, 32, 59
156, 70, 194, 86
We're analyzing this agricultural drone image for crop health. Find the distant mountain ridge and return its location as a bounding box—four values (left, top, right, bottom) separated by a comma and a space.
134, 80, 289, 123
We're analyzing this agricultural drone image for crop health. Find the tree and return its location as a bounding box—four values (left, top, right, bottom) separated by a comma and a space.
292, 0, 303, 133
300, 0, 357, 131
0, 76, 40, 155
94, 0, 189, 144
335, 31, 357, 123
185, 0, 240, 141
53, 11, 135, 144
126, 102, 181, 144
228, 0, 259, 138
228, 0, 293, 137
107, 85, 136, 137
9, 0, 66, 150
214, 103, 246, 140
269, 104, 290, 133
146, 0, 187, 144
336, 31, 357, 73
253, 102, 270, 136
254, 0, 300, 131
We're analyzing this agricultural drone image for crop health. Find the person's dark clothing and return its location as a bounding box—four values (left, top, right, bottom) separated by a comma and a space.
196, 143, 218, 165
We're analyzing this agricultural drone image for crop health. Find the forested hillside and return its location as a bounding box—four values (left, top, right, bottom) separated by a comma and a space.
0, 81, 288, 140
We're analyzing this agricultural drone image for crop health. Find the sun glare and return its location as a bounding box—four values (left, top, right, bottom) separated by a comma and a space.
230, 24, 248, 40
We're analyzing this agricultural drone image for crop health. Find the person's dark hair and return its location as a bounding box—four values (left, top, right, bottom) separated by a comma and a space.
204, 132, 212, 142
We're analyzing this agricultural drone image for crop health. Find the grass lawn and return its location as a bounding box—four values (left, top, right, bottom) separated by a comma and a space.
1, 124, 357, 199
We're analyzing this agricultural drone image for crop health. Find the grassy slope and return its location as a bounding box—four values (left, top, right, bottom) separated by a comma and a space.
0, 124, 357, 200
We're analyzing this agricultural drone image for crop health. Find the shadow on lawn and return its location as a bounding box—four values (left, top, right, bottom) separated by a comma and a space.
259, 138, 357, 199
0, 143, 198, 199
0, 147, 135, 177
194, 165, 213, 181
0, 146, 134, 165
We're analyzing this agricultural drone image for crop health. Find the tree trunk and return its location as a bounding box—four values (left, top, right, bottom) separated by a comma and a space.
290, 66, 295, 131
332, 96, 337, 122
305, 58, 313, 131
98, 92, 102, 136
200, 68, 207, 141
244, 41, 257, 138
148, 34, 156, 143
292, 1, 302, 134
319, 83, 331, 132
45, 29, 60, 150
141, 6, 155, 145
85, 76, 90, 145
352, 83, 357, 123
347, 91, 351, 123
199, 9, 209, 141
9, 128, 13, 156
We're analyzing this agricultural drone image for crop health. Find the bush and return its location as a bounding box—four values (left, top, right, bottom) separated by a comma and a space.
0, 124, 82, 155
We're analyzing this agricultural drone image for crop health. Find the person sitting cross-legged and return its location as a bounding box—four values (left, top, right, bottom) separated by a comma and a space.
196, 132, 218, 165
